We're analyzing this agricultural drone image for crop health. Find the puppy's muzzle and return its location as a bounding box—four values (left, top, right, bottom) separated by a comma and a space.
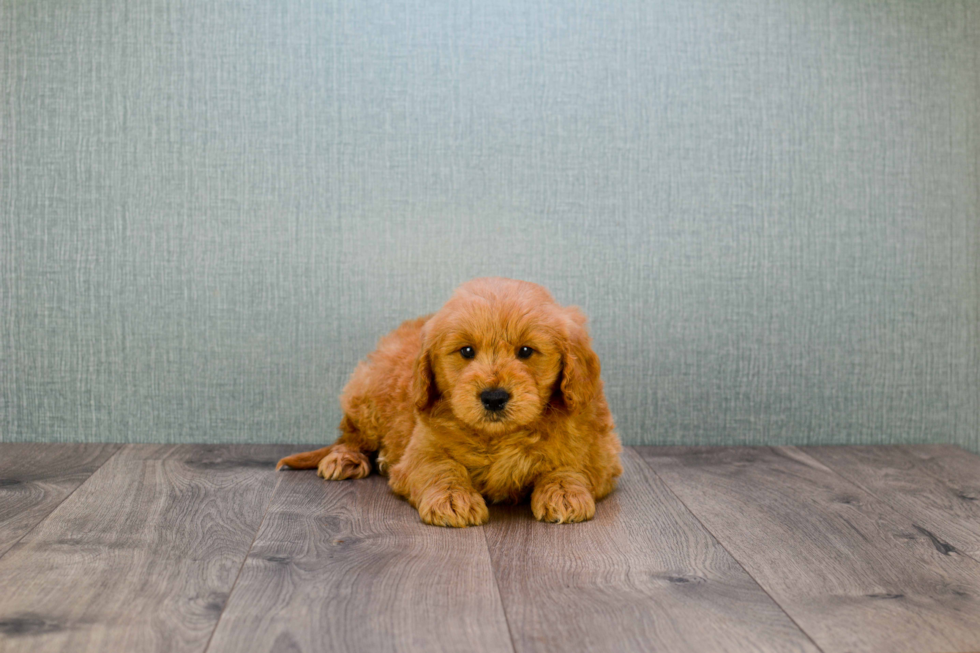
480, 388, 510, 412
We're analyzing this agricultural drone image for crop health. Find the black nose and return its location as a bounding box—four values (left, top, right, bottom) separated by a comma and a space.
480, 388, 511, 412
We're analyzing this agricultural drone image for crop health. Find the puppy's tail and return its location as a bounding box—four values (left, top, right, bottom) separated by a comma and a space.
276, 446, 333, 471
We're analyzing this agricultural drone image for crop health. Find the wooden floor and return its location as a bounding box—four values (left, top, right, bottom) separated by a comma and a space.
1, 445, 979, 652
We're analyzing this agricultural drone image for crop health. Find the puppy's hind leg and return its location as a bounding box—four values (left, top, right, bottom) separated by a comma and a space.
276, 443, 372, 480
276, 415, 372, 480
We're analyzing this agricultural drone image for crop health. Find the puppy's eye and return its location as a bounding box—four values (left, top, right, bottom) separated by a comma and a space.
517, 346, 534, 359
459, 346, 476, 359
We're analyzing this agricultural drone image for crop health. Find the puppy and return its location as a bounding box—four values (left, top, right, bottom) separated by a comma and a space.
277, 277, 623, 527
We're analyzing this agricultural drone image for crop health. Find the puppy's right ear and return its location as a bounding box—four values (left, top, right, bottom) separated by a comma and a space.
412, 338, 438, 412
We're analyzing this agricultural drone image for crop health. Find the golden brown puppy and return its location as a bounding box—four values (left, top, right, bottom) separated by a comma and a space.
277, 277, 622, 527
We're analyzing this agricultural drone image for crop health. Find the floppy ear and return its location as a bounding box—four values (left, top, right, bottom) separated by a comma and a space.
558, 306, 602, 411
412, 337, 439, 412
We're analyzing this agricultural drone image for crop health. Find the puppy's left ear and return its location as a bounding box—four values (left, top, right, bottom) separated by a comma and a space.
558, 306, 601, 411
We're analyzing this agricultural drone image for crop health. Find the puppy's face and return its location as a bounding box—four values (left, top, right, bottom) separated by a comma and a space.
413, 279, 600, 435
434, 308, 562, 434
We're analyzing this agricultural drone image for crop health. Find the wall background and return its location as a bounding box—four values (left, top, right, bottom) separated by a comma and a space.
2, 0, 978, 450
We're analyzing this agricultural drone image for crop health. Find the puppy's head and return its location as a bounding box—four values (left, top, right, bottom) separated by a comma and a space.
413, 278, 600, 434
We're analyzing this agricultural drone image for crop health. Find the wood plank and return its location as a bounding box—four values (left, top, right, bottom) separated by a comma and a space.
0, 443, 121, 557
804, 445, 980, 558
637, 446, 980, 653
896, 444, 980, 483
205, 468, 514, 653
0, 444, 293, 653
483, 448, 820, 653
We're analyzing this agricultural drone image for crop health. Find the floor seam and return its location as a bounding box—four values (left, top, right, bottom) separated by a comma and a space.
630, 446, 828, 653
482, 525, 520, 653
201, 464, 283, 653
0, 443, 125, 564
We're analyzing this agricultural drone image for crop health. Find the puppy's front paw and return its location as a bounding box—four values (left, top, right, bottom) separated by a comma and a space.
417, 487, 489, 528
531, 482, 596, 524
317, 448, 371, 480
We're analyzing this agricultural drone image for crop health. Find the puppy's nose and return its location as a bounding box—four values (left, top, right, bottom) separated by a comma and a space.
480, 388, 511, 412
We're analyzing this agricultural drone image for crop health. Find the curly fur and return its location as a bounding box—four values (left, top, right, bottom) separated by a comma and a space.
277, 277, 623, 527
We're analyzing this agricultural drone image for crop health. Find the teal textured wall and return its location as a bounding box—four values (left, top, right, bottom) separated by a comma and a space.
1, 0, 978, 450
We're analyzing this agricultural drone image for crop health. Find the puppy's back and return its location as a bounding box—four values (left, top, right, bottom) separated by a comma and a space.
338, 314, 432, 459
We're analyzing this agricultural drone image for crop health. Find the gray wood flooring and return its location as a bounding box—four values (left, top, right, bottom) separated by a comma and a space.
0, 444, 978, 653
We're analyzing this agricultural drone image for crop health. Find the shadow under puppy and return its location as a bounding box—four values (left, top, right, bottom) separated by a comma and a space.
277, 277, 623, 527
